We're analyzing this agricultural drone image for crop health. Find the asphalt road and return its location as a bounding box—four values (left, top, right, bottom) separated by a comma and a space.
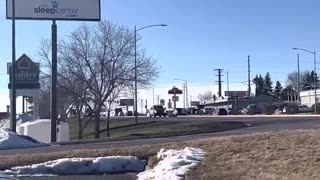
2, 115, 320, 156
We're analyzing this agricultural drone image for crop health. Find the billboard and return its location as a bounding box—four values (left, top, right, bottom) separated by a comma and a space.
225, 91, 248, 97
120, 99, 134, 106
6, 0, 101, 21
7, 54, 40, 89
168, 87, 183, 94
190, 101, 200, 106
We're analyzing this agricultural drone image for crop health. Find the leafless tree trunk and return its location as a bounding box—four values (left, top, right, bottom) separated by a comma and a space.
38, 20, 159, 139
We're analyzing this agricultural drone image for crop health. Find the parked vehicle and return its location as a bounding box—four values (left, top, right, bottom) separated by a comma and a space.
176, 108, 187, 115
118, 111, 124, 116
242, 104, 262, 115
218, 108, 228, 115
126, 111, 133, 116
100, 108, 107, 117
298, 105, 312, 113
85, 108, 94, 117
147, 105, 167, 117
203, 107, 215, 115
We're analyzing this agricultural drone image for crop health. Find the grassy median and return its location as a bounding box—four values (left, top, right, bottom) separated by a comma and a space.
66, 117, 247, 143
2, 130, 320, 179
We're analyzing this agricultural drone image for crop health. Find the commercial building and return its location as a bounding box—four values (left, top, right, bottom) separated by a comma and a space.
300, 89, 320, 107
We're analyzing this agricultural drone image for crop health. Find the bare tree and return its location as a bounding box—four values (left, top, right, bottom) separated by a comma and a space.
38, 20, 159, 139
197, 91, 213, 102
38, 39, 73, 121
38, 39, 93, 139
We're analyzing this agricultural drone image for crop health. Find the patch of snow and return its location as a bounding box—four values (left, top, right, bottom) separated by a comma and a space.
138, 147, 206, 180
3, 156, 146, 176
0, 129, 48, 150
18, 119, 70, 143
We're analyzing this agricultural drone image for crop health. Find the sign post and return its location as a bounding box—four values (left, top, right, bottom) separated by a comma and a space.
6, 0, 101, 142
51, 19, 57, 142
168, 87, 183, 110
7, 54, 41, 121
10, 0, 16, 132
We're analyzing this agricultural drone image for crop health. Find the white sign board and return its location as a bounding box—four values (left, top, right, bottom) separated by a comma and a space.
6, 0, 100, 21
172, 96, 179, 102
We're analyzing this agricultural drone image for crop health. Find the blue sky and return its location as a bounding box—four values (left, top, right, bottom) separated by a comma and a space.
1, 0, 320, 110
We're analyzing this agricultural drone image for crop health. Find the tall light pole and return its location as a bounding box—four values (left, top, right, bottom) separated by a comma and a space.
293, 48, 317, 114
174, 79, 188, 109
134, 24, 167, 124
297, 54, 300, 104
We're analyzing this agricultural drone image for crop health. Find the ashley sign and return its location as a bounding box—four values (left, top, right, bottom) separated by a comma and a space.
7, 54, 40, 84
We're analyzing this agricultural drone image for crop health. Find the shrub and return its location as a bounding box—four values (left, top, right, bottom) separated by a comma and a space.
284, 103, 299, 114
263, 104, 277, 115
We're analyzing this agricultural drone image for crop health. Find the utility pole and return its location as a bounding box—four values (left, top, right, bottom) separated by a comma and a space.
215, 69, 224, 97
227, 71, 230, 93
141, 99, 144, 114
227, 71, 230, 108
157, 95, 160, 105
297, 54, 300, 104
153, 87, 155, 106
186, 82, 189, 109
183, 83, 186, 109
247, 55, 251, 96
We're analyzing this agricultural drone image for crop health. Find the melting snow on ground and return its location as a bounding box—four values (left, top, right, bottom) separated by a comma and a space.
0, 129, 48, 150
138, 147, 206, 180
1, 145, 205, 179
0, 119, 48, 150
3, 156, 146, 176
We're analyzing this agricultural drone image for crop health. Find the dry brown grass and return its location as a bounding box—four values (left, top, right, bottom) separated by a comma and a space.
3, 130, 320, 179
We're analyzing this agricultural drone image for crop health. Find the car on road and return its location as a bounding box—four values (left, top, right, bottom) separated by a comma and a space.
176, 108, 187, 115
242, 104, 262, 115
218, 108, 228, 115
203, 107, 215, 115
147, 105, 167, 117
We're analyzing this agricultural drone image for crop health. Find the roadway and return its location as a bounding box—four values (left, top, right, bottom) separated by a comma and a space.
2, 115, 320, 156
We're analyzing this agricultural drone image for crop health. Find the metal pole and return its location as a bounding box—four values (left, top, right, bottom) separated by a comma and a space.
297, 54, 300, 104
183, 83, 185, 109
22, 96, 25, 114
141, 99, 143, 114
248, 55, 251, 96
51, 20, 57, 142
134, 26, 138, 123
152, 87, 155, 106
10, 0, 17, 132
227, 70, 230, 108
186, 81, 188, 109
314, 50, 317, 114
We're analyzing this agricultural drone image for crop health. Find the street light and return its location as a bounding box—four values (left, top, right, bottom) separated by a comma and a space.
293, 48, 317, 114
134, 24, 167, 124
174, 79, 188, 109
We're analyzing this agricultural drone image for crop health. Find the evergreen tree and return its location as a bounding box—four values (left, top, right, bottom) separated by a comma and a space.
253, 74, 265, 96
274, 81, 282, 98
264, 72, 273, 95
